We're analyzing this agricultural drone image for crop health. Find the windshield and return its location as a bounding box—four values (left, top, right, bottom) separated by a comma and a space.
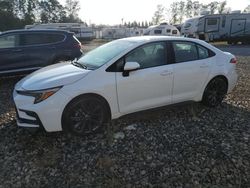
77, 40, 137, 69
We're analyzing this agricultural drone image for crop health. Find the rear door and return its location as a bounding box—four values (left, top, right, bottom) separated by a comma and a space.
19, 32, 64, 68
171, 41, 213, 103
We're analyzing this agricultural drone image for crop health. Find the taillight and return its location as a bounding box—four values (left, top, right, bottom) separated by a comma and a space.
73, 43, 82, 49
230, 58, 237, 64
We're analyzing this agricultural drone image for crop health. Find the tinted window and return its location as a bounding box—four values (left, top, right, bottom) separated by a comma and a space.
172, 30, 178, 34
125, 42, 167, 69
154, 30, 162, 34
197, 45, 209, 59
173, 42, 198, 63
19, 33, 65, 46
166, 29, 171, 33
0, 34, 18, 48
207, 19, 218, 26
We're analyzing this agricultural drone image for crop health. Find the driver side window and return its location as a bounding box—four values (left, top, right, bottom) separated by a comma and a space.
125, 42, 167, 69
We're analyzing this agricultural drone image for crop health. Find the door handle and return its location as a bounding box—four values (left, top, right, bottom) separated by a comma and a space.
200, 65, 209, 68
160, 70, 173, 76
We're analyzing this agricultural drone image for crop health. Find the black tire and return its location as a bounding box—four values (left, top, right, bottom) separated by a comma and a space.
62, 96, 110, 136
202, 78, 228, 107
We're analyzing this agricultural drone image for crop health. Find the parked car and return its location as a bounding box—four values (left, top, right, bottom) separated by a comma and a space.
13, 36, 238, 135
0, 29, 83, 75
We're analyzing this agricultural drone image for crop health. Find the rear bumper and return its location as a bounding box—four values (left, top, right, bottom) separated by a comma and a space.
227, 69, 238, 93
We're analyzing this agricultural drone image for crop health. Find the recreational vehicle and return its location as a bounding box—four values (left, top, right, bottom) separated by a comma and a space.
25, 23, 95, 41
143, 23, 180, 36
102, 27, 141, 39
182, 12, 250, 44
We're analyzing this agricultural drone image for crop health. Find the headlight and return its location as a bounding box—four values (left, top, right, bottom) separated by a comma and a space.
16, 86, 62, 104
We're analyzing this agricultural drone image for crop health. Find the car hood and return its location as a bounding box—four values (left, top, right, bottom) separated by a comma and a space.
17, 62, 91, 91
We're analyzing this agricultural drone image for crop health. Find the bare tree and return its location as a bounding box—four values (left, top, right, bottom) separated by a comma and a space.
152, 4, 165, 25
244, 5, 250, 13
65, 0, 80, 18
218, 1, 227, 14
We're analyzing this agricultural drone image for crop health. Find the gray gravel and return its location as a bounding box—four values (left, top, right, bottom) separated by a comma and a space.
0, 55, 250, 188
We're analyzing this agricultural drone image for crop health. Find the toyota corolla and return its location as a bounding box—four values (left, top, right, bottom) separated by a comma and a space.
13, 36, 238, 135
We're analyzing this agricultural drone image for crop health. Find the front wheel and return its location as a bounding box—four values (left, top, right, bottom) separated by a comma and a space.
202, 78, 228, 107
62, 96, 110, 136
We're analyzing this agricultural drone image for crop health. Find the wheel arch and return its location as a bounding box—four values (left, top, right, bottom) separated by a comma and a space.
61, 93, 112, 129
207, 75, 229, 91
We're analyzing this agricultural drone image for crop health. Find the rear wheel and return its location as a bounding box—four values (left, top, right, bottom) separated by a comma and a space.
62, 96, 110, 136
202, 78, 228, 107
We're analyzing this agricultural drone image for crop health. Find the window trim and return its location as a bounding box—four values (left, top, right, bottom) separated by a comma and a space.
169, 40, 216, 64
106, 41, 171, 72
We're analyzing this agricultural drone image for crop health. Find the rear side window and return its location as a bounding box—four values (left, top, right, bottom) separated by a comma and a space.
173, 42, 198, 63
19, 33, 65, 46
0, 34, 18, 48
197, 45, 209, 59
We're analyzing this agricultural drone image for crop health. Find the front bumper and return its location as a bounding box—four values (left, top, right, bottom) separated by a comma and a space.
13, 89, 69, 132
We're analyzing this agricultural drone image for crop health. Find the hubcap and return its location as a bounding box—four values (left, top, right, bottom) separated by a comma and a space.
69, 100, 104, 134
206, 79, 227, 106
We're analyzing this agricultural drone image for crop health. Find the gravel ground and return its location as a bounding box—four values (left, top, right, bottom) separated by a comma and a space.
0, 55, 250, 187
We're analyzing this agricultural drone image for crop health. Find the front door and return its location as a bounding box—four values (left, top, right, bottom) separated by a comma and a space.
116, 42, 174, 114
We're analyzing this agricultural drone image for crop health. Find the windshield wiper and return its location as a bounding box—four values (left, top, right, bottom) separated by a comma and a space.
71, 61, 87, 69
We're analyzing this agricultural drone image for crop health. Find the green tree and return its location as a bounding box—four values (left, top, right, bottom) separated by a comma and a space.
39, 0, 66, 23
152, 4, 165, 25
0, 0, 23, 30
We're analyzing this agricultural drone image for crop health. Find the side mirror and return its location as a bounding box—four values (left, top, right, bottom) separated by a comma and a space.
123, 62, 140, 77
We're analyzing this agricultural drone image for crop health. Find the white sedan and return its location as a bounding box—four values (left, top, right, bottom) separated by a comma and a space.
13, 36, 238, 135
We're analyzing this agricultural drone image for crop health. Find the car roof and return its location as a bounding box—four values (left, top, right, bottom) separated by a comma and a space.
1, 29, 72, 35
118, 36, 220, 54
119, 36, 202, 43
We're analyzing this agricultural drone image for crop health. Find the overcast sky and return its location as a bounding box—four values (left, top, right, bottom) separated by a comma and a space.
59, 0, 250, 25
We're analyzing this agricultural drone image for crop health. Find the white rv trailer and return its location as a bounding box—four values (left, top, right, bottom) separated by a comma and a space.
143, 23, 180, 36
102, 27, 141, 39
181, 16, 203, 38
25, 23, 95, 41
182, 12, 250, 44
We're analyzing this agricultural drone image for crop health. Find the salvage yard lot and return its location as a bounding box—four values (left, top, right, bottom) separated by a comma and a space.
0, 43, 250, 187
